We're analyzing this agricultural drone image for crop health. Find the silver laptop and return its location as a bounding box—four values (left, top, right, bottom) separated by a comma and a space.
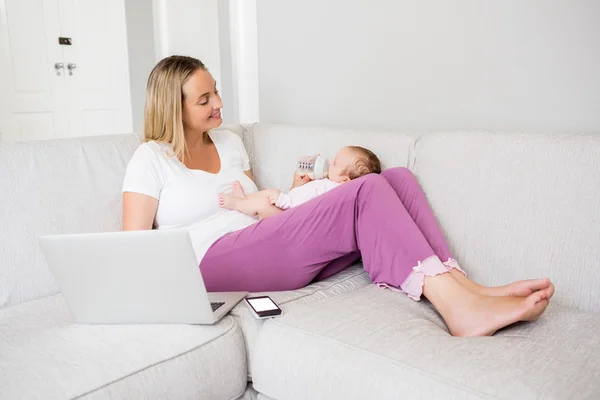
38, 228, 248, 325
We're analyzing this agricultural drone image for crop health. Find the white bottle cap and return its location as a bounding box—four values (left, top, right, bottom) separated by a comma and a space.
313, 155, 329, 180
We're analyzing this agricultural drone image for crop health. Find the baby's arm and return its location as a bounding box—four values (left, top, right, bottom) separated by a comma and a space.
246, 189, 279, 204
220, 188, 281, 216
276, 180, 336, 208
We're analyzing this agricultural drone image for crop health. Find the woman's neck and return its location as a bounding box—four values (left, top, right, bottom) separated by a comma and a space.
185, 130, 210, 149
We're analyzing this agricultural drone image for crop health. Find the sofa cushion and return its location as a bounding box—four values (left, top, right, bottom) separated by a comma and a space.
412, 132, 600, 313
0, 295, 248, 400
249, 124, 418, 191
252, 285, 600, 400
230, 263, 371, 379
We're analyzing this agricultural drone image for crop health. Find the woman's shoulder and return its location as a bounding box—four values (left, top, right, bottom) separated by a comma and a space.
138, 140, 174, 154
139, 140, 172, 151
129, 140, 173, 165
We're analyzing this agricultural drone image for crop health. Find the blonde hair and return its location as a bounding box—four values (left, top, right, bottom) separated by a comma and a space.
143, 56, 206, 160
343, 146, 382, 179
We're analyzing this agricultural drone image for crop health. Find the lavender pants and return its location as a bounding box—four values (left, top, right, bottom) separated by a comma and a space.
200, 168, 459, 300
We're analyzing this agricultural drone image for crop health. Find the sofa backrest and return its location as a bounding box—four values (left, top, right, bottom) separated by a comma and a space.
3, 124, 599, 313
411, 132, 600, 313
249, 124, 418, 191
247, 124, 600, 312
0, 126, 250, 309
0, 134, 141, 307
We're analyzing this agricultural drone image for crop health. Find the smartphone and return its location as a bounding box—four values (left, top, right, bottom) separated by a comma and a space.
244, 296, 282, 319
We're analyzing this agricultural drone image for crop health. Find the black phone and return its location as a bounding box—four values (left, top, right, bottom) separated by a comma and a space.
244, 295, 282, 319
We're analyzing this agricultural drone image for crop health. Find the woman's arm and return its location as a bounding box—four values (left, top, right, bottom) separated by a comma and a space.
244, 170, 254, 181
122, 192, 158, 230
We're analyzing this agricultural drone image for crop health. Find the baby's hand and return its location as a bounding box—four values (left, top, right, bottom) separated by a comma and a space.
292, 170, 312, 189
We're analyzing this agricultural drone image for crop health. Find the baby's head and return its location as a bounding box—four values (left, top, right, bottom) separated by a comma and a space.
328, 146, 382, 183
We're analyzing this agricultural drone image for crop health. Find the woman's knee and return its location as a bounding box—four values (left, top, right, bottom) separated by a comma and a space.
381, 167, 417, 183
353, 173, 391, 193
360, 172, 388, 186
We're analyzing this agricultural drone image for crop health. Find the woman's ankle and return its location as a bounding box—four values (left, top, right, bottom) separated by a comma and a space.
448, 268, 489, 294
422, 272, 481, 321
399, 256, 449, 301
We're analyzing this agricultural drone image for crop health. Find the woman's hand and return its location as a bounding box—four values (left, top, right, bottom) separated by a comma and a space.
291, 171, 312, 190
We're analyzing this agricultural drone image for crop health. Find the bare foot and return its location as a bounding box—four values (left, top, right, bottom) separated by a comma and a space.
446, 289, 552, 337
232, 181, 246, 199
450, 270, 554, 298
489, 279, 554, 298
218, 193, 239, 210
470, 278, 554, 298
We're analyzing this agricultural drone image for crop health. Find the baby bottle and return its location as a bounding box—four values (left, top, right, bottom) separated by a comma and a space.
297, 154, 329, 180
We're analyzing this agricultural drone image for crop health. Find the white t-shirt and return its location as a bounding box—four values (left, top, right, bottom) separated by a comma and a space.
122, 130, 259, 263
275, 179, 341, 209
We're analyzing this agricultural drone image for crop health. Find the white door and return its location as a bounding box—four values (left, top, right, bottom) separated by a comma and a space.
0, 0, 132, 141
0, 0, 69, 141
59, 0, 133, 137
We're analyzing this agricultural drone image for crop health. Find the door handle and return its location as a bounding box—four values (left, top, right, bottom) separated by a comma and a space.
54, 62, 64, 76
67, 63, 77, 75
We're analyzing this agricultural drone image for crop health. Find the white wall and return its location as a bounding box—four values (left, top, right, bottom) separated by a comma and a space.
124, 0, 156, 134
124, 0, 255, 128
152, 0, 246, 123
155, 0, 222, 89
256, 0, 600, 133
218, 0, 237, 124
124, 0, 242, 129
228, 0, 259, 124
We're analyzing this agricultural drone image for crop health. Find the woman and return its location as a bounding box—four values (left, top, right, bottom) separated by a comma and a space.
122, 55, 554, 337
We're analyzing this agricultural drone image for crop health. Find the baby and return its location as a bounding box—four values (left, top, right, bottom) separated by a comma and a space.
219, 146, 382, 217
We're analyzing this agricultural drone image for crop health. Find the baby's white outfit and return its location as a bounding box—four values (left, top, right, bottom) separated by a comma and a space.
275, 179, 340, 209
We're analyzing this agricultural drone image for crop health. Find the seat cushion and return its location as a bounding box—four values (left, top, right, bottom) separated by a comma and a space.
252, 285, 600, 400
230, 263, 371, 379
0, 295, 248, 400
412, 132, 600, 313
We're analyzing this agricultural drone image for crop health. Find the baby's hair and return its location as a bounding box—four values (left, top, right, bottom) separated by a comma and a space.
344, 146, 382, 179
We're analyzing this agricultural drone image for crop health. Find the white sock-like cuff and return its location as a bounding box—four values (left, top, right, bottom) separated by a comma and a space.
274, 192, 292, 210
443, 258, 466, 275
394, 255, 450, 301
377, 257, 466, 301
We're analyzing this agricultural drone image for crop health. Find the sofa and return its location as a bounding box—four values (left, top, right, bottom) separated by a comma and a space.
1, 123, 599, 399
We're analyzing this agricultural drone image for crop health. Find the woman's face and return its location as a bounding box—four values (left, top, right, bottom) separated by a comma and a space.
181, 69, 223, 134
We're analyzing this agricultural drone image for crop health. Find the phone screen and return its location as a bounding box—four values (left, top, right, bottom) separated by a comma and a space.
247, 297, 279, 312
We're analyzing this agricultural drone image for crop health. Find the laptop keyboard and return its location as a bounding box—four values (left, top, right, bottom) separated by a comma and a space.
211, 302, 225, 312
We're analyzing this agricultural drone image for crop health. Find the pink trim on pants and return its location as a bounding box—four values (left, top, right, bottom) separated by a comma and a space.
200, 167, 462, 301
